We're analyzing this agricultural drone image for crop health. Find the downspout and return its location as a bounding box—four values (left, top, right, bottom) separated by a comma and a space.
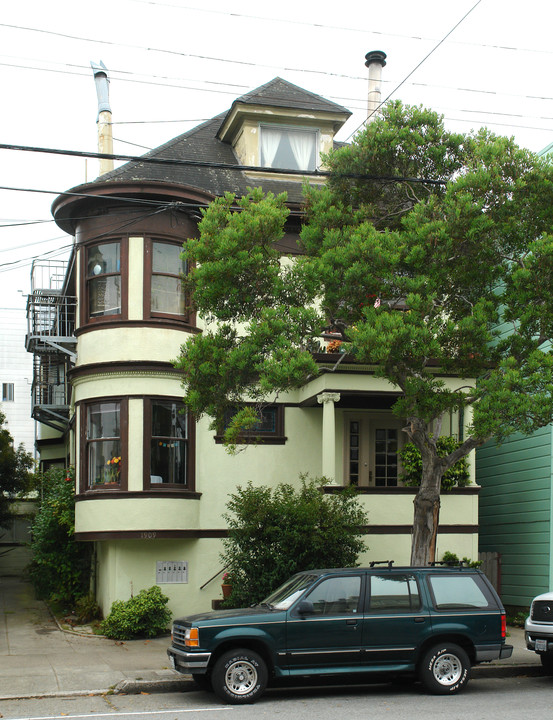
90, 61, 114, 175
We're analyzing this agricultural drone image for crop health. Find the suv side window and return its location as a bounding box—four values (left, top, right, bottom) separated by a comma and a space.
427, 574, 493, 610
369, 574, 421, 612
304, 576, 361, 615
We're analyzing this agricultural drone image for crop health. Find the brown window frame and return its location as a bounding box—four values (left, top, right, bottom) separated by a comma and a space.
143, 238, 190, 322
214, 404, 286, 445
81, 238, 128, 326
143, 397, 195, 491
80, 397, 128, 493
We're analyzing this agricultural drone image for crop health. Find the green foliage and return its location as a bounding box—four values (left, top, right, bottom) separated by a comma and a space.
506, 610, 528, 627
0, 410, 34, 529
74, 593, 102, 624
400, 437, 470, 490
28, 467, 92, 604
175, 98, 553, 564
440, 550, 481, 568
100, 586, 171, 640
175, 188, 322, 433
221, 476, 368, 608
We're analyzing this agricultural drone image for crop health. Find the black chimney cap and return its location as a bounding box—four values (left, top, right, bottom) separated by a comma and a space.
365, 50, 387, 68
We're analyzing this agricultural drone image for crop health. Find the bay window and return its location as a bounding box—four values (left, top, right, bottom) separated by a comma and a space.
85, 400, 126, 489
145, 239, 188, 320
145, 398, 191, 487
86, 241, 122, 318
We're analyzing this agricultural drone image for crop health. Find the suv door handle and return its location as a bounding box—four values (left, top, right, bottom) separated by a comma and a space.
346, 619, 358, 625
414, 617, 426, 623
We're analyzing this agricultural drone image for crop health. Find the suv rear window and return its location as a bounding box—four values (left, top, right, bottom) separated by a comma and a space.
428, 574, 492, 610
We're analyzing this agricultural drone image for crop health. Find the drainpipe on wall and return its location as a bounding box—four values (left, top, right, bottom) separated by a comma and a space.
365, 50, 387, 121
91, 61, 114, 176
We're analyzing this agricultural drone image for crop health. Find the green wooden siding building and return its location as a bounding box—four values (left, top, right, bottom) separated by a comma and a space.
478, 425, 553, 608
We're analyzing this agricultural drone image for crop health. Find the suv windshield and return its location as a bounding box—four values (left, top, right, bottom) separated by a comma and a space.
262, 573, 317, 610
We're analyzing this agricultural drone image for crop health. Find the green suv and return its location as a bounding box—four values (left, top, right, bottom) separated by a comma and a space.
167, 565, 512, 704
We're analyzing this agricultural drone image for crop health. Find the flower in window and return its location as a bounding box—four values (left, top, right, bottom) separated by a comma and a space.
104, 456, 121, 484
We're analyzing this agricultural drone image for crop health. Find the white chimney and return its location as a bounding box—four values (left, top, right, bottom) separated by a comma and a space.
365, 50, 387, 120
91, 61, 114, 176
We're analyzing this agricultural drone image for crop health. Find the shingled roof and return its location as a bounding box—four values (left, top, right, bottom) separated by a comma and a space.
95, 78, 351, 204
229, 77, 352, 115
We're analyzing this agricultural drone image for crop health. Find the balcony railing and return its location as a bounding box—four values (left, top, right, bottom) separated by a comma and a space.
26, 258, 76, 431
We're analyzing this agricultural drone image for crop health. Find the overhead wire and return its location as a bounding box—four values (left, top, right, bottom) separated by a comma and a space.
347, 0, 484, 140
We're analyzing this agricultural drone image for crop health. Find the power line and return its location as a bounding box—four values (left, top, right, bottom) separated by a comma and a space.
348, 0, 484, 140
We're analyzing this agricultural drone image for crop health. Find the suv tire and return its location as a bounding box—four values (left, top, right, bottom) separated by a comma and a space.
419, 643, 470, 694
540, 653, 553, 675
212, 648, 268, 704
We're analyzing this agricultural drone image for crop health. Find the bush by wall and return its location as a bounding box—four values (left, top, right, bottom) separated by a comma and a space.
100, 585, 172, 640
28, 467, 92, 605
221, 475, 368, 608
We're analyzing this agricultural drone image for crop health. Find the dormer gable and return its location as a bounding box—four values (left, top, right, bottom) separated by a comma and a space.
217, 77, 351, 173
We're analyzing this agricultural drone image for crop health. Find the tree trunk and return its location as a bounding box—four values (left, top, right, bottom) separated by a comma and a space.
410, 483, 441, 566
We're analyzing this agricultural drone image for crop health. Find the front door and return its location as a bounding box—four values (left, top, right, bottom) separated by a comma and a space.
344, 413, 404, 487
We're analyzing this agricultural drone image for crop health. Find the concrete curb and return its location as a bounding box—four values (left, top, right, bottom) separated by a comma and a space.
0, 665, 544, 702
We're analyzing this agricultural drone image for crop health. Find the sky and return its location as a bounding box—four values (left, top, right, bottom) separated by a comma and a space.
1, 0, 552, 312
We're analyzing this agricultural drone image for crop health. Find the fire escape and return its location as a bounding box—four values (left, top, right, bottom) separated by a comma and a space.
25, 259, 77, 432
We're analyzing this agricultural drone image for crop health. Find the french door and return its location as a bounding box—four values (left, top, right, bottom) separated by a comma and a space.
344, 414, 404, 487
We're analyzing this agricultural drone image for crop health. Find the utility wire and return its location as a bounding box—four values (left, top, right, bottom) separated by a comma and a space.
0, 142, 448, 184
348, 0, 483, 140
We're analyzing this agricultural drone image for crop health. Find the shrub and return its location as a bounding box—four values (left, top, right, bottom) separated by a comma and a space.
100, 585, 171, 640
75, 593, 102, 624
28, 467, 92, 605
221, 475, 368, 608
399, 436, 470, 490
441, 550, 481, 568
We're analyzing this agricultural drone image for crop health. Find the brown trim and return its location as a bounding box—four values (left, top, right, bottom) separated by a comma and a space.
75, 529, 226, 541
322, 485, 480, 495
76, 490, 201, 500
213, 436, 287, 445
80, 238, 128, 327
75, 319, 201, 336
52, 182, 215, 236
360, 525, 478, 534
79, 396, 128, 493
143, 397, 196, 492
73, 524, 478, 542
70, 360, 182, 380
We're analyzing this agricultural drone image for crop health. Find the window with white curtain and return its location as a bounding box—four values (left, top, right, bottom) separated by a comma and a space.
260, 126, 317, 171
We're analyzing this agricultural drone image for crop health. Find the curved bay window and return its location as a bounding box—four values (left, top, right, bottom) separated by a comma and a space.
84, 399, 127, 489
145, 239, 188, 320
145, 398, 192, 488
86, 241, 122, 318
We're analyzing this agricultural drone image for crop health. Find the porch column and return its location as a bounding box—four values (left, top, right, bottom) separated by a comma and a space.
317, 392, 341, 484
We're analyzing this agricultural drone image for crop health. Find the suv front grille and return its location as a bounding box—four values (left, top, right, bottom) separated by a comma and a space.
172, 623, 189, 647
532, 600, 553, 623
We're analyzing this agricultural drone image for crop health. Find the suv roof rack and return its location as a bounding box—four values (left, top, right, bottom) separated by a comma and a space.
369, 560, 394, 568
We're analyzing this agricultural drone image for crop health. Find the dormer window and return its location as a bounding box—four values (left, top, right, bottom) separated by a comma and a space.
260, 125, 317, 171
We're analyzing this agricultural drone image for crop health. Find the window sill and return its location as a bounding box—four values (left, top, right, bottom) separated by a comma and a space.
77, 489, 202, 500
213, 435, 287, 445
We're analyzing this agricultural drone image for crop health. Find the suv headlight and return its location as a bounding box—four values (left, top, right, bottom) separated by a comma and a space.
185, 627, 200, 647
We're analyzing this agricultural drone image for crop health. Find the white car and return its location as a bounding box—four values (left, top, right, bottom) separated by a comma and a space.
525, 591, 553, 672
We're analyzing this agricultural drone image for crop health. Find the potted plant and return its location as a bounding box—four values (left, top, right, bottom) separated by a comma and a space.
221, 572, 233, 598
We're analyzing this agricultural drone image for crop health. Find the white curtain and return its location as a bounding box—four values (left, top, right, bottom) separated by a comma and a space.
289, 130, 314, 171
260, 128, 281, 168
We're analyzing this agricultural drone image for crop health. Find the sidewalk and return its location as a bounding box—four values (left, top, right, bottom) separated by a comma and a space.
0, 576, 543, 701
